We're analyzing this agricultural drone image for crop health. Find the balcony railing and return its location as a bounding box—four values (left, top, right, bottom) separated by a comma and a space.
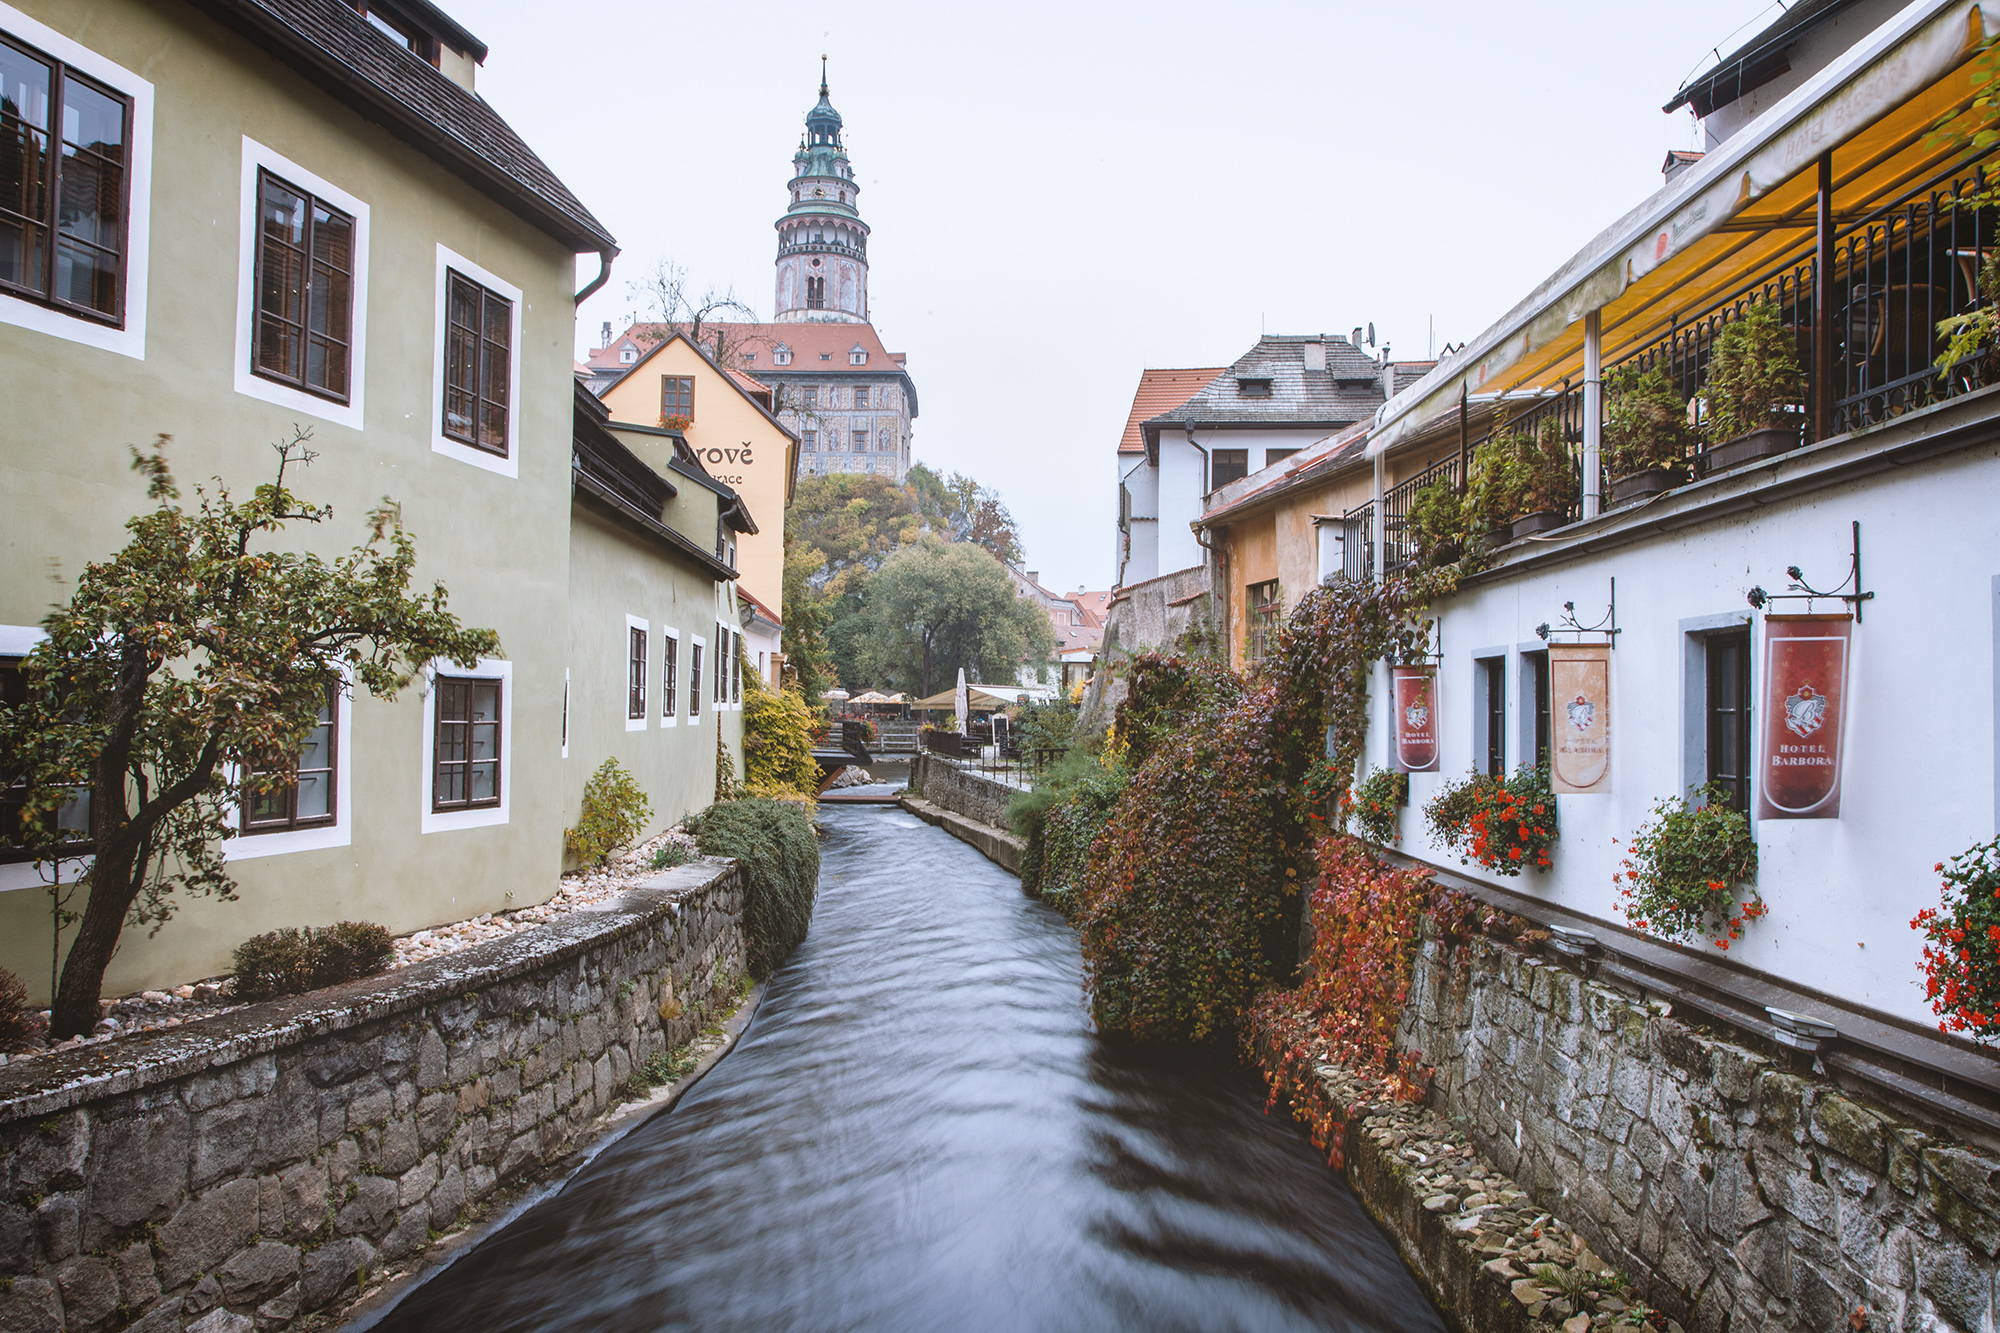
1367, 149, 1999, 579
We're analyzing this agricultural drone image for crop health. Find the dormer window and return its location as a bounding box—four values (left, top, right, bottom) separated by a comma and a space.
1237, 377, 1273, 398
619, 343, 637, 364
774, 344, 792, 366
819, 352, 833, 361
354, 2, 439, 64
743, 352, 756, 362
849, 346, 867, 366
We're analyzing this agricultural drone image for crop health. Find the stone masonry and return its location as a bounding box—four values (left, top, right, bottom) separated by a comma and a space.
1399, 922, 2000, 1333
908, 753, 1016, 831
0, 858, 744, 1333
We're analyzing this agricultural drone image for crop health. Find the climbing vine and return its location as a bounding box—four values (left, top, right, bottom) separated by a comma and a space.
1073, 572, 1451, 1045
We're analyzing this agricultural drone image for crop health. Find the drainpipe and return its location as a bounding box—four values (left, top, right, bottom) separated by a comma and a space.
1582, 308, 1602, 519
1193, 520, 1229, 657
1370, 453, 1386, 585
574, 246, 619, 304
1184, 424, 1211, 497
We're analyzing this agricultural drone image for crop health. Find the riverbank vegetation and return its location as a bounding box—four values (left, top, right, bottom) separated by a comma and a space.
689, 797, 820, 977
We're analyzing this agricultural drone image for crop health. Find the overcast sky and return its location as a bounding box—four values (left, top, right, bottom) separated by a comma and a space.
465, 0, 1784, 595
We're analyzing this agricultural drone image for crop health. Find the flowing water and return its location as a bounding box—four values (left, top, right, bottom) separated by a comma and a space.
362, 806, 1446, 1333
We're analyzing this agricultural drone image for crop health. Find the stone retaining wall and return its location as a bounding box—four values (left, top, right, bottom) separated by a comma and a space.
908, 753, 1017, 830
1399, 923, 1999, 1333
0, 859, 744, 1333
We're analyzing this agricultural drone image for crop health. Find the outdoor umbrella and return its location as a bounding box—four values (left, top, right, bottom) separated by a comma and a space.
954, 668, 968, 735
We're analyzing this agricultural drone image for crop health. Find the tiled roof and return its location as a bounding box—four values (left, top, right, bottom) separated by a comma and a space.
1145, 336, 1386, 431
1118, 368, 1224, 454
1391, 360, 1437, 394
590, 321, 917, 412
196, 0, 614, 252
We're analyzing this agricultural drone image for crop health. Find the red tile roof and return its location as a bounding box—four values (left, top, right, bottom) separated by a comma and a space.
702, 322, 908, 374
1119, 368, 1225, 454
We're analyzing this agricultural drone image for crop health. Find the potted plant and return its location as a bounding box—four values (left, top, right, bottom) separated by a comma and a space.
1465, 431, 1523, 545
1616, 786, 1761, 949
1344, 766, 1408, 847
1508, 415, 1581, 539
1403, 476, 1464, 569
1603, 365, 1694, 504
1703, 299, 1804, 471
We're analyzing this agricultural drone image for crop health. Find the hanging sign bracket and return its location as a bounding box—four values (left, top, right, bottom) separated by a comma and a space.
1536, 578, 1622, 649
1747, 521, 1875, 623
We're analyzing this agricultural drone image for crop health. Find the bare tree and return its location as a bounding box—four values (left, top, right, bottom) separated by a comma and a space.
628, 261, 767, 368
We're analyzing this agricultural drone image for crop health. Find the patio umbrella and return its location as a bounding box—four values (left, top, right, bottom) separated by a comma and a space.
954, 668, 968, 735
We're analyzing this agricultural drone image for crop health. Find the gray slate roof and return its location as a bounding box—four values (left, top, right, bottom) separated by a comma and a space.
190, 0, 615, 253
1143, 335, 1389, 431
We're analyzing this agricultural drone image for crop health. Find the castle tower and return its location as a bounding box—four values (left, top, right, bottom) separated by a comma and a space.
773, 63, 869, 324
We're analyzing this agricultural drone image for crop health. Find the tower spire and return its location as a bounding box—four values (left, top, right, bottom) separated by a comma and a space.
820, 53, 828, 96
773, 65, 867, 324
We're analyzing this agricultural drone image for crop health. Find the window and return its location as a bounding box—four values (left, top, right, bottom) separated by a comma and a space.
1480, 658, 1506, 776
732, 634, 742, 705
432, 675, 500, 811
774, 344, 792, 366
1211, 449, 1249, 490
1528, 651, 1551, 767
806, 275, 825, 308
1246, 580, 1281, 661
0, 31, 131, 322
854, 386, 868, 408
0, 654, 89, 863
688, 639, 704, 720
715, 624, 727, 705
661, 375, 693, 419
1237, 377, 1273, 397
442, 269, 511, 455
627, 625, 647, 721
243, 685, 337, 833
661, 631, 678, 723
1706, 630, 1753, 813
619, 345, 635, 364
253, 170, 353, 402
819, 351, 832, 361
357, 3, 439, 62
1266, 448, 1299, 468
802, 429, 817, 449
849, 348, 867, 365
802, 386, 818, 408
852, 430, 867, 451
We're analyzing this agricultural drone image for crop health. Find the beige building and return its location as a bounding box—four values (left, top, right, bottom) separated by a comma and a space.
0, 0, 750, 1001
592, 330, 797, 628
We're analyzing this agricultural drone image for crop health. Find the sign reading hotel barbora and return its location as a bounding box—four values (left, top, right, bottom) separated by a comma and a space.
1549, 644, 1611, 794
1756, 614, 1851, 820
1391, 665, 1440, 773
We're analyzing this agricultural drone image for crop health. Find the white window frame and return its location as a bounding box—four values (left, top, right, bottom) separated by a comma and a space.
226, 667, 354, 861
687, 634, 705, 727
232, 137, 370, 429
0, 2, 154, 360
430, 245, 522, 478
624, 614, 649, 731
419, 657, 512, 834
660, 626, 680, 727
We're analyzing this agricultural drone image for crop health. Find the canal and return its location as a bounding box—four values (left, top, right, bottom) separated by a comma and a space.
362, 804, 1446, 1333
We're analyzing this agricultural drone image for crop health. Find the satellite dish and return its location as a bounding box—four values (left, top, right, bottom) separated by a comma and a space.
1367, 322, 1376, 347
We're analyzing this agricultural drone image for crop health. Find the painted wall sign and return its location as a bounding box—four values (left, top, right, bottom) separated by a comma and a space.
1392, 665, 1440, 773
1756, 614, 1852, 820
1549, 644, 1611, 795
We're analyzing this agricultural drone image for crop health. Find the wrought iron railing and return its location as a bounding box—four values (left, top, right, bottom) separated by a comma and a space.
1340, 501, 1374, 582
1365, 149, 1999, 580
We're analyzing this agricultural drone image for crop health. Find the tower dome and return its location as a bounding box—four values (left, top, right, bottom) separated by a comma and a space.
773, 61, 868, 324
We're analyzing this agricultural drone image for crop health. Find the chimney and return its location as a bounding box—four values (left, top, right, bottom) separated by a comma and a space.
1663, 150, 1705, 184
600, 321, 611, 347
1027, 572, 1040, 586
1351, 326, 1363, 349
1302, 338, 1326, 372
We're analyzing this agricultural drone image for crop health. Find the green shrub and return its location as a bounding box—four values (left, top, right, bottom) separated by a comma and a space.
1704, 298, 1802, 441
1014, 695, 1080, 755
1009, 749, 1126, 912
0, 967, 45, 1053
1516, 415, 1580, 517
742, 677, 822, 799
1404, 477, 1464, 568
231, 921, 393, 1002
650, 839, 695, 871
690, 798, 820, 978
565, 758, 653, 867
1619, 786, 1760, 948
1422, 772, 1491, 853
